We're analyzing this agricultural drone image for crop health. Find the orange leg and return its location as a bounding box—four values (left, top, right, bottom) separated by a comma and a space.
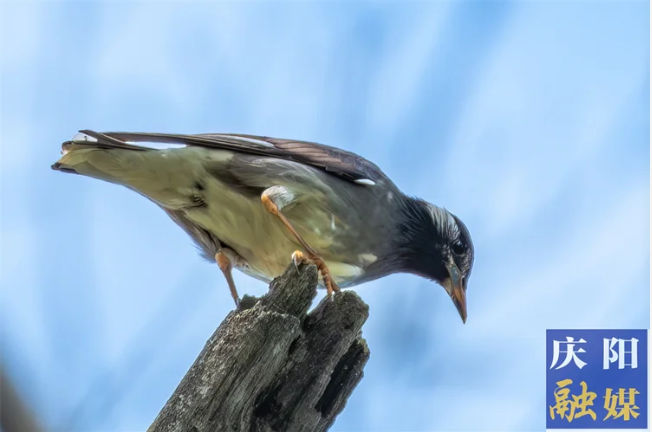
261, 193, 340, 296
215, 251, 240, 307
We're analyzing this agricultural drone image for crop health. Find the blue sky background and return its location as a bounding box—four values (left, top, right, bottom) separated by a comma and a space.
1, 2, 649, 431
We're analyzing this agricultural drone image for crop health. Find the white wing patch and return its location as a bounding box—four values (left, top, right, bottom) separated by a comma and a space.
215, 135, 275, 148
354, 178, 376, 186
263, 185, 296, 211
71, 132, 98, 144
325, 261, 364, 283
130, 142, 187, 150
358, 253, 377, 264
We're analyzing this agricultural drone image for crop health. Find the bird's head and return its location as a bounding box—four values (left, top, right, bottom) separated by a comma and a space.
398, 199, 475, 323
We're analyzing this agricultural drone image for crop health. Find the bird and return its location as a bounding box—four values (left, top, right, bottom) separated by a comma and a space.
52, 130, 474, 323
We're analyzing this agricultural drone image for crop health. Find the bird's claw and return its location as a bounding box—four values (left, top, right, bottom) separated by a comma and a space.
290, 250, 340, 296
291, 250, 307, 274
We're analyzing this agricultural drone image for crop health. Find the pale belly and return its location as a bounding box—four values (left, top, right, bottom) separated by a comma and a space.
183, 177, 372, 287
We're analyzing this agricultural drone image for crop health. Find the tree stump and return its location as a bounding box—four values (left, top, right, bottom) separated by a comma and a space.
148, 263, 370, 432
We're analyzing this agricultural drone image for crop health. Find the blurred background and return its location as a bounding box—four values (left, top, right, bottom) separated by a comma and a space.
1, 1, 649, 431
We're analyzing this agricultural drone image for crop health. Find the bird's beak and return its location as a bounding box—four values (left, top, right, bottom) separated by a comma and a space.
445, 263, 467, 323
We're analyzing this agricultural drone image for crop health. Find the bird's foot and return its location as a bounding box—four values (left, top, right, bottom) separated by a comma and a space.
291, 250, 340, 297
262, 189, 340, 297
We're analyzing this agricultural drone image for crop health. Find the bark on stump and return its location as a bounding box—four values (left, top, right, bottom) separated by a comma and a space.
148, 263, 370, 432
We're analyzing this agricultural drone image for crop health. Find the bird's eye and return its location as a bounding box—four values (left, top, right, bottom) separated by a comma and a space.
452, 240, 465, 255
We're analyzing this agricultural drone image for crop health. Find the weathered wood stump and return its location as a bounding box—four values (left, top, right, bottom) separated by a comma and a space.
148, 263, 370, 432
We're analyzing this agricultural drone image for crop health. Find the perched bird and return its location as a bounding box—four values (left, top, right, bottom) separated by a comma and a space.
52, 130, 474, 322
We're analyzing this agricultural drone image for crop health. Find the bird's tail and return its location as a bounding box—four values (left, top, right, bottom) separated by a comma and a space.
52, 130, 154, 181
52, 130, 196, 209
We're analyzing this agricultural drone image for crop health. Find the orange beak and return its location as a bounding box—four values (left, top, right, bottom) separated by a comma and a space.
446, 263, 468, 323
451, 284, 467, 324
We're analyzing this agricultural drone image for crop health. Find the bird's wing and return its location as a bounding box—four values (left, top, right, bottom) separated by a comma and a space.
160, 206, 221, 261
78, 130, 389, 185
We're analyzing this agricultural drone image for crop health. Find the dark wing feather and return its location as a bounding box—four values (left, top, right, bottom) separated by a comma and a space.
79, 130, 388, 184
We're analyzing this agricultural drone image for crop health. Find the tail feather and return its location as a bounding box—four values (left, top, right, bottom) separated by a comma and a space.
51, 161, 79, 174
52, 145, 129, 184
69, 130, 151, 151
80, 130, 194, 148
51, 131, 153, 174
51, 131, 207, 210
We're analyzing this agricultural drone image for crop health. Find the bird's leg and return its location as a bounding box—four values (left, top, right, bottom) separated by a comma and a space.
261, 192, 340, 296
215, 251, 240, 307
